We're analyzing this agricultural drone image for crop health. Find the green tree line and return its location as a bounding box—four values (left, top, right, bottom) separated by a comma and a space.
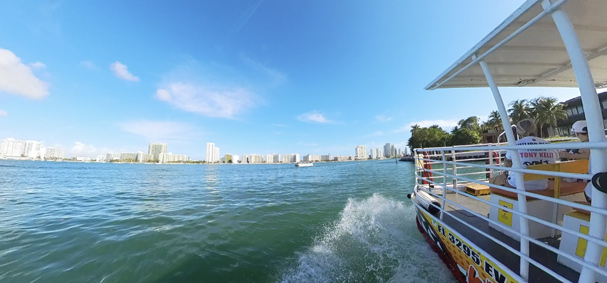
408, 97, 567, 151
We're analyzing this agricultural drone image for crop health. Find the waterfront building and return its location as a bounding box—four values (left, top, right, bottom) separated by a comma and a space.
232, 155, 240, 163
224, 154, 233, 163
0, 138, 24, 157
266, 154, 273, 163
159, 153, 189, 163
282, 153, 300, 163
241, 155, 249, 164
96, 155, 106, 162
136, 152, 154, 163
355, 145, 367, 160
106, 153, 120, 162
303, 154, 321, 162
249, 154, 263, 164
320, 154, 332, 161
148, 143, 167, 161
554, 91, 607, 136
24, 140, 41, 158
383, 143, 392, 158
370, 148, 377, 159
205, 142, 220, 163
120, 153, 138, 162
44, 147, 63, 160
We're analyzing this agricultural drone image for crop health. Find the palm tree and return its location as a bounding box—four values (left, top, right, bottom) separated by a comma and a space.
508, 99, 532, 124
487, 110, 503, 131
457, 116, 481, 133
530, 97, 567, 137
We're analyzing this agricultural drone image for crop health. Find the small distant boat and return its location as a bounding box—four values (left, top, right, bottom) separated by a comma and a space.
399, 155, 414, 162
295, 162, 313, 167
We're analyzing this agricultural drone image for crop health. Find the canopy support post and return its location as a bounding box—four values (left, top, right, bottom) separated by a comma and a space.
540, 1, 607, 282
475, 54, 530, 281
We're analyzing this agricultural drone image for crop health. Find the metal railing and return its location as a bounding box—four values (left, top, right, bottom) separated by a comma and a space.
413, 142, 607, 282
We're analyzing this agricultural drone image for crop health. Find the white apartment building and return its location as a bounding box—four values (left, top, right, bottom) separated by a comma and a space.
206, 142, 220, 163
266, 154, 274, 163
370, 148, 377, 159
249, 154, 263, 164
383, 143, 392, 158
106, 153, 120, 162
0, 138, 45, 159
355, 145, 367, 160
303, 154, 322, 162
137, 152, 154, 163
148, 143, 167, 161
120, 153, 138, 162
0, 138, 24, 157
282, 153, 300, 163
159, 153, 189, 163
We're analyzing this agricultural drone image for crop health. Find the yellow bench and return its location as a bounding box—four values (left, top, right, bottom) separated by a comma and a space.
488, 160, 589, 240
491, 159, 589, 199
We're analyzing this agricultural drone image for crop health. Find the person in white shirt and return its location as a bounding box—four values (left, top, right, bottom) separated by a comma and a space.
559, 120, 592, 202
504, 118, 559, 191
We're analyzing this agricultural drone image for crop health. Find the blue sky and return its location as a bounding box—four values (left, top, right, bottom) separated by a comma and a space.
0, 0, 583, 159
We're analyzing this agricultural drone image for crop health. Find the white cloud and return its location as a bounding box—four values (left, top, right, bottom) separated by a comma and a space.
80, 61, 97, 70
155, 89, 171, 101
110, 61, 139, 82
297, 111, 333, 124
120, 120, 197, 141
155, 83, 258, 119
0, 48, 50, 99
394, 119, 459, 133
29, 62, 46, 70
0, 110, 7, 116
70, 141, 98, 156
375, 115, 393, 122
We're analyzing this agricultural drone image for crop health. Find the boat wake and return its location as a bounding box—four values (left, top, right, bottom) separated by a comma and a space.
278, 193, 455, 282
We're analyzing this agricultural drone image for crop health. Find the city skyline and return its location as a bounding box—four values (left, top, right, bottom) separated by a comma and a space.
0, 1, 586, 160
0, 136, 405, 163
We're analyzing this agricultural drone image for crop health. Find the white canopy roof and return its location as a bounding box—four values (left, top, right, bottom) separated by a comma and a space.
425, 0, 607, 90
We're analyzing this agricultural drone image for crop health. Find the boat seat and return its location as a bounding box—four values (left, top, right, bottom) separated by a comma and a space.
490, 159, 589, 200
488, 160, 589, 240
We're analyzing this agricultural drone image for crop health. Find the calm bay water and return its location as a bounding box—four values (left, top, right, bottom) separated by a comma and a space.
0, 159, 455, 282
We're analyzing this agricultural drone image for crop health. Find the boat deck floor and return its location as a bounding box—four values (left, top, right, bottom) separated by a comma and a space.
437, 184, 581, 282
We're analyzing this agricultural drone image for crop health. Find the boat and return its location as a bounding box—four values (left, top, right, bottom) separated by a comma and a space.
399, 155, 414, 162
295, 162, 313, 167
410, 1, 607, 282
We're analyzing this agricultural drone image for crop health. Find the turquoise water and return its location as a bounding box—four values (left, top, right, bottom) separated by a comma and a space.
0, 160, 455, 282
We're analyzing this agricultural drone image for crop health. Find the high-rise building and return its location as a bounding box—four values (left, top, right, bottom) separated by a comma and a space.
206, 142, 216, 163
370, 148, 377, 159
214, 147, 220, 162
148, 143, 167, 161
355, 145, 367, 160
384, 143, 392, 158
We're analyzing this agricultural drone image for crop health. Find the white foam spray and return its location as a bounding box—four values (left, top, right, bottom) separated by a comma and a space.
278, 193, 456, 283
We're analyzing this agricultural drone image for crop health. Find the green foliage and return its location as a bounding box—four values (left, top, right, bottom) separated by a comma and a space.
407, 124, 451, 151
508, 99, 532, 124
451, 127, 481, 145
529, 97, 567, 137
455, 116, 480, 132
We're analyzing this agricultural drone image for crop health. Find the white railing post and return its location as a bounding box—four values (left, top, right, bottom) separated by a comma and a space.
451, 149, 457, 190
441, 150, 447, 220
489, 150, 494, 179
476, 53, 529, 280
540, 1, 607, 281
